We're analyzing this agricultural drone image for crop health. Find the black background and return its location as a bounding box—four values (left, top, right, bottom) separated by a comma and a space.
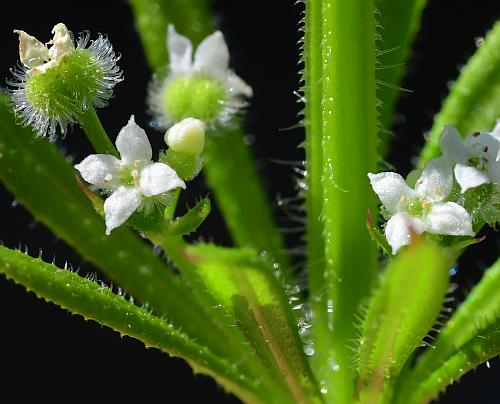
1, 0, 499, 403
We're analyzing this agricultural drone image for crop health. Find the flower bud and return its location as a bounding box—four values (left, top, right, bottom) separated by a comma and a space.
165, 118, 206, 155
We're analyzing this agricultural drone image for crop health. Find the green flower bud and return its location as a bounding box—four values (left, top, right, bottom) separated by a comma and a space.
9, 23, 123, 139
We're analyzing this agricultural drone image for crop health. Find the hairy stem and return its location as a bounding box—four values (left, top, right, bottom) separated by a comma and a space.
318, 1, 379, 401
78, 107, 118, 156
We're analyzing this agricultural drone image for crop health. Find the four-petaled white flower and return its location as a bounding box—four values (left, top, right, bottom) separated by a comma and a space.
440, 125, 500, 193
75, 116, 185, 235
148, 25, 253, 129
369, 157, 474, 254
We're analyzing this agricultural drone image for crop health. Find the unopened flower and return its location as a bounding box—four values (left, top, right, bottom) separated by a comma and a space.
148, 25, 252, 129
9, 23, 123, 139
165, 117, 206, 155
75, 116, 185, 235
439, 125, 500, 193
369, 157, 474, 254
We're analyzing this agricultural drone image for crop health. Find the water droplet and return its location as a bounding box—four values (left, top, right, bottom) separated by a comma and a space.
328, 357, 339, 372
303, 344, 315, 356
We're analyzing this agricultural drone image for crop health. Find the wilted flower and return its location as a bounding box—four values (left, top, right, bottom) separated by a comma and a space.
148, 25, 252, 129
75, 116, 185, 235
9, 23, 123, 139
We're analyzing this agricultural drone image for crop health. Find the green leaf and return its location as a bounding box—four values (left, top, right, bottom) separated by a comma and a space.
165, 196, 211, 236
403, 319, 500, 404
419, 22, 500, 166
0, 93, 242, 355
310, 2, 380, 401
0, 246, 264, 403
376, 0, 427, 156
356, 237, 449, 403
395, 257, 500, 401
186, 244, 322, 404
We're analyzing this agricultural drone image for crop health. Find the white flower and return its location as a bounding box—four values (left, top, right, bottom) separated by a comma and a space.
148, 25, 252, 129
9, 23, 123, 139
369, 157, 474, 254
440, 125, 500, 193
75, 116, 185, 235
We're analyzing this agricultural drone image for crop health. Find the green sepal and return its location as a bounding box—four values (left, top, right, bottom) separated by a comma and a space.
165, 197, 211, 236
355, 237, 449, 403
366, 210, 392, 256
76, 175, 104, 216
161, 149, 203, 181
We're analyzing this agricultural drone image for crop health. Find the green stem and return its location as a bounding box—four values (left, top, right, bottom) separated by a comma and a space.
303, 0, 328, 387
419, 22, 500, 166
78, 107, 118, 156
204, 127, 290, 275
319, 1, 379, 402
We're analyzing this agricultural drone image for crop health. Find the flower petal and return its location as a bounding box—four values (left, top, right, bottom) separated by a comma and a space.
167, 25, 193, 75
368, 172, 414, 214
116, 115, 152, 164
103, 186, 142, 235
385, 212, 423, 254
454, 164, 490, 193
415, 157, 453, 202
227, 73, 253, 98
439, 125, 468, 164
495, 120, 500, 161
139, 163, 186, 197
464, 132, 500, 162
74, 154, 121, 188
424, 202, 474, 236
193, 31, 229, 76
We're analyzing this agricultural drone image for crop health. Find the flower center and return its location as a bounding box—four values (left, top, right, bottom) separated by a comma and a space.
161, 76, 226, 123
118, 161, 145, 187
467, 155, 488, 170
407, 198, 431, 218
